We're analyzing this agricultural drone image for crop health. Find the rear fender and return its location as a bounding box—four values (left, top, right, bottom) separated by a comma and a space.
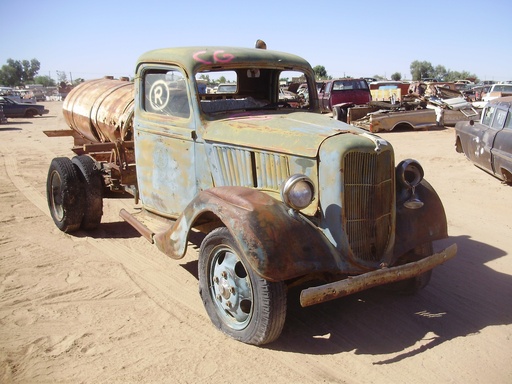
153, 186, 339, 281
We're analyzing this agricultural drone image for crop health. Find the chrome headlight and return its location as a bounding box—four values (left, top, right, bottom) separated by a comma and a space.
396, 159, 424, 209
281, 174, 315, 211
397, 159, 424, 188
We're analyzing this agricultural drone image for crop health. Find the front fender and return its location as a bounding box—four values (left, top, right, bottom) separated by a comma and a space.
153, 186, 339, 281
393, 179, 448, 260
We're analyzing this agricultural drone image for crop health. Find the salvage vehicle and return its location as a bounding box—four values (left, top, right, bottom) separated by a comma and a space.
0, 96, 48, 118
482, 83, 512, 102
318, 78, 371, 122
349, 96, 479, 132
455, 96, 512, 183
44, 42, 456, 345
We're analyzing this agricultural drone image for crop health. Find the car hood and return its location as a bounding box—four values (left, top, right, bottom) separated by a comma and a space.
202, 111, 365, 158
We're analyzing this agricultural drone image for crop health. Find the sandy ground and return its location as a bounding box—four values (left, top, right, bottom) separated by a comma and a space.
0, 101, 511, 384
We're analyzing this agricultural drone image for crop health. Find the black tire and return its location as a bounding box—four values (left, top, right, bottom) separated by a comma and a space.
198, 227, 287, 345
384, 242, 434, 295
46, 157, 85, 233
24, 109, 36, 118
332, 106, 347, 122
72, 155, 103, 229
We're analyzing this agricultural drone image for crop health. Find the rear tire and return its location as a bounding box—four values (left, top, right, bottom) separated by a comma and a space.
46, 157, 85, 232
72, 155, 103, 229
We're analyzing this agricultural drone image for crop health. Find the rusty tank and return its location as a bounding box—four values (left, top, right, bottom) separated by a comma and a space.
63, 77, 134, 143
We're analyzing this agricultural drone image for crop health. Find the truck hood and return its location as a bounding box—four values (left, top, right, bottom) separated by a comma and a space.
202, 111, 363, 157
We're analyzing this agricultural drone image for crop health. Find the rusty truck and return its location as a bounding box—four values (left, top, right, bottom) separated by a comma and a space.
45, 42, 457, 345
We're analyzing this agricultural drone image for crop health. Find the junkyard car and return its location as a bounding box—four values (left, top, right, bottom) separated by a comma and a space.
44, 43, 456, 345
455, 96, 512, 183
318, 78, 371, 121
482, 83, 512, 102
0, 96, 49, 118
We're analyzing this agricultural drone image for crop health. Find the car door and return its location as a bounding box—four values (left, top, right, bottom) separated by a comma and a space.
317, 81, 330, 112
490, 107, 512, 178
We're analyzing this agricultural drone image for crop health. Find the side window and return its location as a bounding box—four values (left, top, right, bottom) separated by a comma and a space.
505, 109, 512, 129
482, 106, 495, 126
144, 69, 190, 118
491, 108, 507, 129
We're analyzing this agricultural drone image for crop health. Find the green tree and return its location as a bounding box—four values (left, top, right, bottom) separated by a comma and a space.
34, 75, 56, 87
391, 72, 402, 81
313, 65, 328, 79
0, 58, 40, 86
410, 60, 435, 81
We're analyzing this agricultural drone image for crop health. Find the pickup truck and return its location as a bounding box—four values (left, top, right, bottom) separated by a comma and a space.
318, 78, 372, 121
44, 42, 456, 345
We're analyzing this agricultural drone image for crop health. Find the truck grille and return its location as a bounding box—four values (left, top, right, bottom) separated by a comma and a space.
343, 151, 393, 262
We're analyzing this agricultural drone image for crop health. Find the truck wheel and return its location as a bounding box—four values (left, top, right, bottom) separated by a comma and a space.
198, 227, 287, 345
72, 155, 103, 229
384, 242, 434, 295
332, 106, 347, 122
46, 157, 85, 233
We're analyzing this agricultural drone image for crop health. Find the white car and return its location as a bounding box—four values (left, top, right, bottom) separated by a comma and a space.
482, 83, 512, 102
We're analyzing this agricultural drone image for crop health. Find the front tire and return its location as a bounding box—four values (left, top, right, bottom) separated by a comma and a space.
46, 157, 85, 232
384, 242, 434, 294
198, 227, 287, 345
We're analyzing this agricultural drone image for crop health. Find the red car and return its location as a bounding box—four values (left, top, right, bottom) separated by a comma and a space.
318, 78, 371, 121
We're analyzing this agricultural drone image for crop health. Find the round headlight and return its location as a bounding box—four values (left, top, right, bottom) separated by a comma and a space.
397, 159, 424, 188
281, 174, 315, 210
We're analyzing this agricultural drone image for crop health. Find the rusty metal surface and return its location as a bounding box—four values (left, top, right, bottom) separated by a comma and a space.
300, 243, 457, 307
63, 78, 134, 143
153, 186, 342, 281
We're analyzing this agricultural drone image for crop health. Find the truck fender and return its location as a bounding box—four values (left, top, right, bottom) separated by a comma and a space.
153, 186, 339, 282
393, 179, 448, 260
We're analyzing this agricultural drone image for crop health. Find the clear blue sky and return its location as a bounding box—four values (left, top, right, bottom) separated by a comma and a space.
1, 0, 511, 82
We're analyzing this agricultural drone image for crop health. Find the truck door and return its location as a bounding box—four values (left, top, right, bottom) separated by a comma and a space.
134, 66, 197, 217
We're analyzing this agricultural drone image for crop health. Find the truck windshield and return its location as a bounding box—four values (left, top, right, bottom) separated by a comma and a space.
195, 69, 310, 114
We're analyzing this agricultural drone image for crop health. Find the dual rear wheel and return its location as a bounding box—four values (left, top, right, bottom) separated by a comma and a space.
46, 156, 103, 232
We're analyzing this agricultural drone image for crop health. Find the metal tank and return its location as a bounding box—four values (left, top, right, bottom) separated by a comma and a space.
63, 77, 134, 143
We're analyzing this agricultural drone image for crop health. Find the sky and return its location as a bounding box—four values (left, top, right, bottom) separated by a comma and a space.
1, 0, 511, 83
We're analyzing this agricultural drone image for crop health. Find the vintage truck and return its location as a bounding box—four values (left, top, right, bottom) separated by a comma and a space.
44, 42, 456, 345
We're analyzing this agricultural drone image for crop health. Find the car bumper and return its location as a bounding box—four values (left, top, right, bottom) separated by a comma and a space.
300, 243, 457, 307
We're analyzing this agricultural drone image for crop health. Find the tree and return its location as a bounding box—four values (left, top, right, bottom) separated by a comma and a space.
410, 60, 435, 81
0, 58, 40, 86
34, 75, 56, 87
391, 72, 402, 81
56, 70, 68, 84
313, 65, 328, 80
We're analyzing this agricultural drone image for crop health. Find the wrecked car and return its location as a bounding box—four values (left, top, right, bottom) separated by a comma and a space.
455, 96, 512, 183
44, 43, 456, 345
318, 78, 371, 121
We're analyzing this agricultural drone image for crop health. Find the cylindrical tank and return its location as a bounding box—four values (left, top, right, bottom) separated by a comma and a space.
63, 78, 134, 143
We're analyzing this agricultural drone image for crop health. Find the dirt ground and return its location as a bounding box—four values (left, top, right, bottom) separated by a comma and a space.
0, 101, 511, 384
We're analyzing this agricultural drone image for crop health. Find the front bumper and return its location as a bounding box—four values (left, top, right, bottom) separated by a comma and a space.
300, 243, 457, 307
